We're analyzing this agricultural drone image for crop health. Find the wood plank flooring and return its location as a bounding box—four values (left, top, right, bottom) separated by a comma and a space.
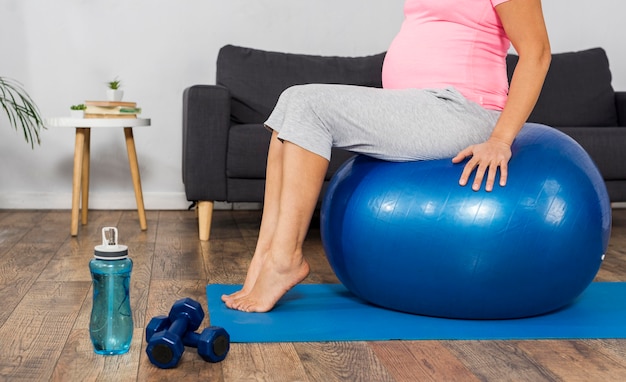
1, 208, 626, 381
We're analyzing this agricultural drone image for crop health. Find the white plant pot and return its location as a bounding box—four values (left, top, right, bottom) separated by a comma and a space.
107, 89, 124, 101
70, 110, 84, 118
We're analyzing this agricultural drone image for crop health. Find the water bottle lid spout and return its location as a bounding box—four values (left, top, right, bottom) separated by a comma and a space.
94, 227, 129, 259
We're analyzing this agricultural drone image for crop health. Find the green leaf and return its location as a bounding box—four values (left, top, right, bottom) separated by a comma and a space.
0, 76, 45, 148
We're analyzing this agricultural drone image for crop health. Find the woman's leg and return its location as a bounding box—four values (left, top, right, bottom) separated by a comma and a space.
221, 131, 286, 301
225, 140, 329, 312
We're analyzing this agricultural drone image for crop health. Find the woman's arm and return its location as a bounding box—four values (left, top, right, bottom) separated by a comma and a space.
453, 0, 551, 191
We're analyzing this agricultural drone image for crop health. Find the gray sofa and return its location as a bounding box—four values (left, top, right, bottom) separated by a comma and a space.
183, 45, 626, 240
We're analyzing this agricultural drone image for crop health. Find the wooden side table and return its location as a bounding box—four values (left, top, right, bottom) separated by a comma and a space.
45, 117, 151, 236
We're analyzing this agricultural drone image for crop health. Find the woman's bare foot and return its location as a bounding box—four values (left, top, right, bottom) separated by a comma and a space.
221, 250, 268, 304
225, 254, 310, 312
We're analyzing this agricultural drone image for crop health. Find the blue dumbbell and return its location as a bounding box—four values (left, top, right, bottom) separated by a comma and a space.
145, 298, 205, 368
183, 326, 230, 363
145, 298, 230, 368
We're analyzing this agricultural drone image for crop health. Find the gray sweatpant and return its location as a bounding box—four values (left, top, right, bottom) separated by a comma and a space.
265, 84, 501, 162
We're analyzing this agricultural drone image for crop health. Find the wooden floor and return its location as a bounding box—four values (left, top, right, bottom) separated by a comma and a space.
1, 208, 626, 381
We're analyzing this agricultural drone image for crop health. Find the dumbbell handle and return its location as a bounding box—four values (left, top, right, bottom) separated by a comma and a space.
167, 315, 191, 338
182, 331, 201, 347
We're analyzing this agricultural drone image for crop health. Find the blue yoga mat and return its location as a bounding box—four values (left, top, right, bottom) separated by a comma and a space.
207, 282, 626, 343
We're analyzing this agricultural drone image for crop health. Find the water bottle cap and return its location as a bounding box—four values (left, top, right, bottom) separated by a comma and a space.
94, 227, 128, 260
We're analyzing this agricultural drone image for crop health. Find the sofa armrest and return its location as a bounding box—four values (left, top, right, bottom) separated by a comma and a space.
182, 84, 231, 201
616, 91, 626, 126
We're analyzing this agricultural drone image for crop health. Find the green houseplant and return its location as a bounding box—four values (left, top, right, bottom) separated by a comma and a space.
107, 78, 121, 90
0, 76, 44, 149
106, 77, 123, 101
70, 103, 86, 118
70, 103, 86, 110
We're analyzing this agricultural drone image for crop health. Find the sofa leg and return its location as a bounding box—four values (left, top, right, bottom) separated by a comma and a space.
197, 201, 214, 241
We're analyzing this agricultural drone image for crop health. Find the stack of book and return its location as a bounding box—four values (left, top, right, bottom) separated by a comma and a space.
84, 101, 142, 118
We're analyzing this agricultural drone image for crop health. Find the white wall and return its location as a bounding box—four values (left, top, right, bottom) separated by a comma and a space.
0, 0, 624, 210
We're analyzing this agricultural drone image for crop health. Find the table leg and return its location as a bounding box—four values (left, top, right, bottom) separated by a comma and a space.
81, 128, 91, 225
71, 128, 87, 236
124, 127, 147, 231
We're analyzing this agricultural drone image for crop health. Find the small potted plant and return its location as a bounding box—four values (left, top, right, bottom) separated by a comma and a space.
70, 104, 86, 118
106, 77, 123, 101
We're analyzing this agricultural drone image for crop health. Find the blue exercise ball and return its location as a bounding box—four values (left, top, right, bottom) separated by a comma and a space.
321, 123, 611, 319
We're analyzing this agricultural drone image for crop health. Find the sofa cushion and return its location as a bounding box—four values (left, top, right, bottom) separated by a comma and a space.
217, 45, 385, 125
226, 124, 271, 179
507, 48, 618, 127
556, 127, 626, 180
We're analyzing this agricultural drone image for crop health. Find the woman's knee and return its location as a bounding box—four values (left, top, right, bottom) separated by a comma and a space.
281, 83, 315, 95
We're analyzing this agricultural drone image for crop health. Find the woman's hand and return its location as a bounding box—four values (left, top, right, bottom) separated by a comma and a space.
452, 138, 512, 192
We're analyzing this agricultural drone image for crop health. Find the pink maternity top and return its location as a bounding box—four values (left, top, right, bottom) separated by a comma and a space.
382, 0, 511, 110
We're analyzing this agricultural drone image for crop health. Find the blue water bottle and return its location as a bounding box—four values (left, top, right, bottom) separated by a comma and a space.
89, 227, 134, 355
